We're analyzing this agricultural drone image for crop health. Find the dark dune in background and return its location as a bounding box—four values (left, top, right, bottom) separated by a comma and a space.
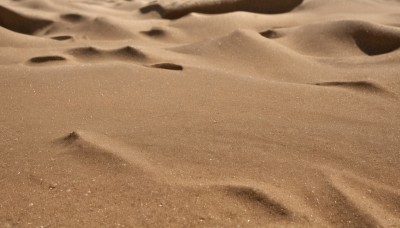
140, 0, 304, 19
0, 5, 52, 34
0, 0, 400, 227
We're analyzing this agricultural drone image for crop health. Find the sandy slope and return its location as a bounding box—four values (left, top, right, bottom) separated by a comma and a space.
0, 0, 400, 227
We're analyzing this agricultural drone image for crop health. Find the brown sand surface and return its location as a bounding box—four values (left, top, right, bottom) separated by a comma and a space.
1, 0, 400, 227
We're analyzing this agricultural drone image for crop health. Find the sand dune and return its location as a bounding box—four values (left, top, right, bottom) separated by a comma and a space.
273, 20, 400, 57
140, 0, 304, 19
0, 5, 52, 35
1, 0, 400, 227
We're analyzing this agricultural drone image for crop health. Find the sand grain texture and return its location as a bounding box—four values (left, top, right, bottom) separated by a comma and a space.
1, 0, 400, 227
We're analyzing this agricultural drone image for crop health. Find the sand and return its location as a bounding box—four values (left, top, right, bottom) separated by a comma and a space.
1, 0, 400, 227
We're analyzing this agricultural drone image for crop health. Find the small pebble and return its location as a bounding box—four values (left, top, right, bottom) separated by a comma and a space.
49, 183, 57, 190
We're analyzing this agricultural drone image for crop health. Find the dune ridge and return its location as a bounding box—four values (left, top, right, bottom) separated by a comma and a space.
51, 35, 73, 41
58, 131, 157, 174
57, 128, 400, 227
0, 5, 52, 35
67, 46, 148, 61
222, 185, 291, 217
265, 20, 400, 57
140, 0, 304, 19
329, 174, 400, 227
57, 131, 308, 225
150, 63, 183, 71
314, 81, 387, 93
60, 13, 87, 23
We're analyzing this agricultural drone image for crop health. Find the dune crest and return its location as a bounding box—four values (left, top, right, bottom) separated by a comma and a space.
140, 0, 303, 19
51, 35, 73, 41
315, 81, 387, 94
58, 131, 156, 173
223, 185, 291, 217
67, 46, 148, 62
0, 5, 52, 35
267, 20, 400, 57
60, 13, 87, 23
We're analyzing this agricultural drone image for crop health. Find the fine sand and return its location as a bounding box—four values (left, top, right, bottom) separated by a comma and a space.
1, 0, 400, 227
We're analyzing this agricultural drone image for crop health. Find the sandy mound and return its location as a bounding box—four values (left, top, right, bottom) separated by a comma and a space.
269, 20, 400, 57
67, 46, 147, 61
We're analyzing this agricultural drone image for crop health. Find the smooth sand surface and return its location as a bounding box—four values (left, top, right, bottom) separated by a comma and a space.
1, 0, 400, 227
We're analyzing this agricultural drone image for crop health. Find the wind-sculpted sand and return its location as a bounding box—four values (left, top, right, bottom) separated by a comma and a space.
0, 0, 399, 227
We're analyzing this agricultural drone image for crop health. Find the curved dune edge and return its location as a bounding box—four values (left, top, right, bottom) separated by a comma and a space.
314, 81, 387, 93
60, 13, 87, 23
28, 55, 67, 64
51, 35, 73, 41
266, 20, 400, 57
221, 185, 292, 217
313, 80, 398, 99
150, 63, 183, 71
56, 131, 158, 175
140, 0, 303, 19
354, 28, 400, 56
140, 27, 167, 37
67, 46, 148, 61
54, 130, 400, 227
0, 5, 52, 35
54, 131, 306, 225
328, 174, 400, 227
